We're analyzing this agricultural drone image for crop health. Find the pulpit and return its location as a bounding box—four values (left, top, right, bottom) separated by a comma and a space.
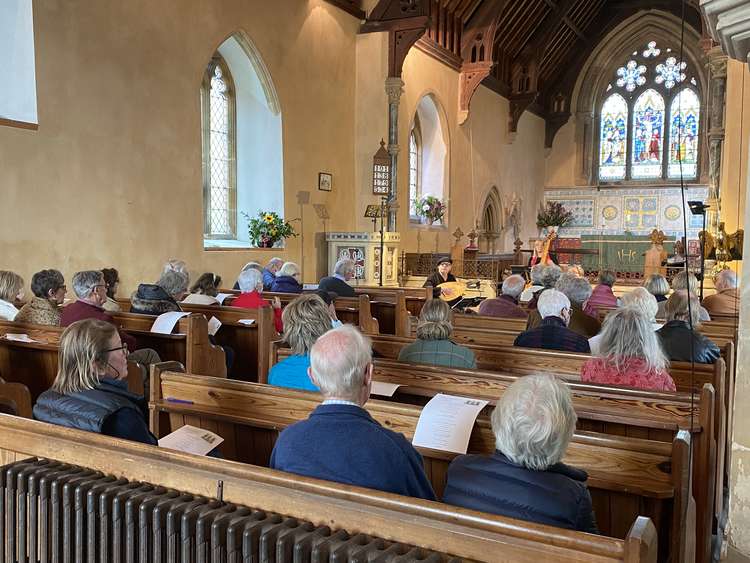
326, 232, 401, 286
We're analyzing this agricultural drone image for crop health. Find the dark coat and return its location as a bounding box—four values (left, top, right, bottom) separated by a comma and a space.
270, 275, 303, 294
657, 320, 721, 364
130, 284, 181, 315
443, 451, 598, 534
318, 276, 356, 297
514, 316, 591, 353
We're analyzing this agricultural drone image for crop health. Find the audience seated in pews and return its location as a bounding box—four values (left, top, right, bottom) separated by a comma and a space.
584, 269, 618, 318
702, 269, 739, 317
589, 287, 660, 355
181, 272, 222, 305
398, 299, 476, 369
514, 289, 590, 353
519, 264, 544, 304
271, 261, 303, 294
657, 290, 720, 364
318, 258, 357, 297
661, 271, 710, 321
262, 257, 284, 290
0, 271, 24, 321
442, 374, 598, 534
130, 270, 189, 314
62, 271, 160, 366
268, 294, 332, 392
478, 274, 528, 319
643, 273, 669, 304
270, 325, 436, 500
528, 264, 562, 310
527, 273, 601, 338
233, 268, 283, 332
232, 261, 262, 290
581, 308, 675, 391
15, 269, 65, 325
33, 319, 157, 444
101, 268, 121, 312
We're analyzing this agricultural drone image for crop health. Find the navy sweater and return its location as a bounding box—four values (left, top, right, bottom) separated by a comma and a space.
270, 403, 435, 501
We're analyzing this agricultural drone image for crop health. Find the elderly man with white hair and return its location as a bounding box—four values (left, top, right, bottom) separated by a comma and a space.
262, 257, 285, 291
478, 274, 528, 319
702, 269, 739, 317
232, 268, 283, 332
514, 289, 590, 353
318, 259, 357, 297
526, 273, 601, 338
270, 324, 436, 500
443, 374, 597, 533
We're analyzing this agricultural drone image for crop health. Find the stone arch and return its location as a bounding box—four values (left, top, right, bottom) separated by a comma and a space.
479, 186, 503, 254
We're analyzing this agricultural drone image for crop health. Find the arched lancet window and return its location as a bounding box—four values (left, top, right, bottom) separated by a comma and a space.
202, 55, 236, 239
409, 122, 422, 218
596, 40, 701, 183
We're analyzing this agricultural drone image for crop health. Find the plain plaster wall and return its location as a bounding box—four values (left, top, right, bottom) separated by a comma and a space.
0, 0, 357, 291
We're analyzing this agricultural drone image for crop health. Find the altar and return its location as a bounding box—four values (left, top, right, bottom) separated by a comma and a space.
326, 232, 401, 286
579, 234, 675, 275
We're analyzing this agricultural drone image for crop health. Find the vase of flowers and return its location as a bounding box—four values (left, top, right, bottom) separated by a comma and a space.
536, 201, 572, 235
413, 195, 446, 226
242, 210, 297, 248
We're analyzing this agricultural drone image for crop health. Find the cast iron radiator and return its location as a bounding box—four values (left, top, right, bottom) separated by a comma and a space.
1, 458, 461, 563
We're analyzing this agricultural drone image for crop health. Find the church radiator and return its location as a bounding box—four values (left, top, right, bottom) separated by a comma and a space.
1, 458, 460, 563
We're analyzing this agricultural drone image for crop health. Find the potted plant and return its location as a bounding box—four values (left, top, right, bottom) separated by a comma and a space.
413, 195, 446, 226
242, 210, 297, 248
536, 201, 573, 235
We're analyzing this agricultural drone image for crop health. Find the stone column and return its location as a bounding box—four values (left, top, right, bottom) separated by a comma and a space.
705, 45, 728, 235
385, 77, 404, 232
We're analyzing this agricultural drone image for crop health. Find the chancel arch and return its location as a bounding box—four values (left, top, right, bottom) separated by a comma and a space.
201, 31, 284, 248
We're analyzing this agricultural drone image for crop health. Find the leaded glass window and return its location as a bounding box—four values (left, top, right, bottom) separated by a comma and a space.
409, 126, 421, 218
201, 55, 237, 239
597, 40, 701, 183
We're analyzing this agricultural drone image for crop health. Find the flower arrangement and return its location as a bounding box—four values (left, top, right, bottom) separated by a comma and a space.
413, 195, 446, 225
242, 210, 297, 248
536, 201, 573, 229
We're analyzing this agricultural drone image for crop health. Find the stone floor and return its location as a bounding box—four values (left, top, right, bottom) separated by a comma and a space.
726, 546, 750, 563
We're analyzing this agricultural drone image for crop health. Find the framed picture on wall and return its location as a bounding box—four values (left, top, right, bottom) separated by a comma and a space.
318, 172, 333, 192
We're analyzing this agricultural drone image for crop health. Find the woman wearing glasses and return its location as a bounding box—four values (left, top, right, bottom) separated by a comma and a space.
33, 319, 157, 444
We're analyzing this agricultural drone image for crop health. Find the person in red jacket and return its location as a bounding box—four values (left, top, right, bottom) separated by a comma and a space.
232, 268, 283, 333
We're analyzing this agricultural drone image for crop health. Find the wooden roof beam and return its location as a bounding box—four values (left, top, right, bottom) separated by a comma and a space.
323, 0, 366, 19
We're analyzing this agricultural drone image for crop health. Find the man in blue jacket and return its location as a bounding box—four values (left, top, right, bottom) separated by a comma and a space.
270, 324, 435, 501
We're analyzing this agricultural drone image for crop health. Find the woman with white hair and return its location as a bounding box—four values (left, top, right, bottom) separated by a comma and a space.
233, 262, 263, 290
443, 374, 597, 533
0, 271, 24, 321
270, 262, 303, 294
588, 287, 660, 355
643, 273, 670, 303
581, 308, 675, 391
232, 268, 283, 332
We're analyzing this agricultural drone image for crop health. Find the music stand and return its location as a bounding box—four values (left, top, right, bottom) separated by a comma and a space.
688, 200, 709, 300
364, 205, 381, 232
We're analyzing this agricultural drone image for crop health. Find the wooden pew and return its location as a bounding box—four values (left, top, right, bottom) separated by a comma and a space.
0, 380, 32, 417
150, 369, 694, 562
0, 416, 659, 563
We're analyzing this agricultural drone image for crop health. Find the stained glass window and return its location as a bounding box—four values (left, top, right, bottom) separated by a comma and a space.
668, 88, 700, 179
655, 56, 686, 89
616, 60, 646, 92
599, 94, 628, 180
631, 89, 665, 179
409, 129, 421, 217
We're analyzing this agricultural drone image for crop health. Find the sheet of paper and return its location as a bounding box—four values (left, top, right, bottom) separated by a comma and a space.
158, 425, 224, 456
370, 381, 402, 397
237, 319, 255, 326
412, 394, 489, 455
207, 316, 222, 336
215, 293, 232, 305
4, 333, 38, 343
150, 311, 190, 334
302, 284, 319, 290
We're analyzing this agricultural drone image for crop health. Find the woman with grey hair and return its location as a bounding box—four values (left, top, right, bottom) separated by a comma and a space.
397, 298, 476, 368
270, 262, 303, 294
665, 271, 710, 321
0, 271, 25, 321
520, 263, 545, 303
268, 294, 333, 391
588, 287, 661, 355
443, 374, 597, 533
528, 264, 562, 310
581, 308, 675, 391
643, 273, 670, 303
233, 267, 283, 332
130, 270, 188, 315
15, 269, 66, 325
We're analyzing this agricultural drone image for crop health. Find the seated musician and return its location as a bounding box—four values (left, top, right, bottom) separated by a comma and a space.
270, 325, 436, 501
233, 268, 283, 333
581, 308, 675, 392
15, 269, 66, 325
662, 271, 710, 321
130, 270, 188, 314
589, 287, 660, 355
702, 269, 740, 317
33, 319, 157, 445
61, 271, 160, 367
181, 272, 222, 305
657, 290, 720, 364
422, 257, 459, 303
514, 290, 590, 353
583, 270, 618, 318
270, 262, 303, 294
528, 239, 558, 267
0, 270, 24, 321
478, 275, 527, 319
519, 264, 544, 304
443, 374, 598, 534
398, 299, 476, 369
318, 259, 357, 297
268, 294, 332, 392
527, 274, 601, 338
101, 268, 122, 312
